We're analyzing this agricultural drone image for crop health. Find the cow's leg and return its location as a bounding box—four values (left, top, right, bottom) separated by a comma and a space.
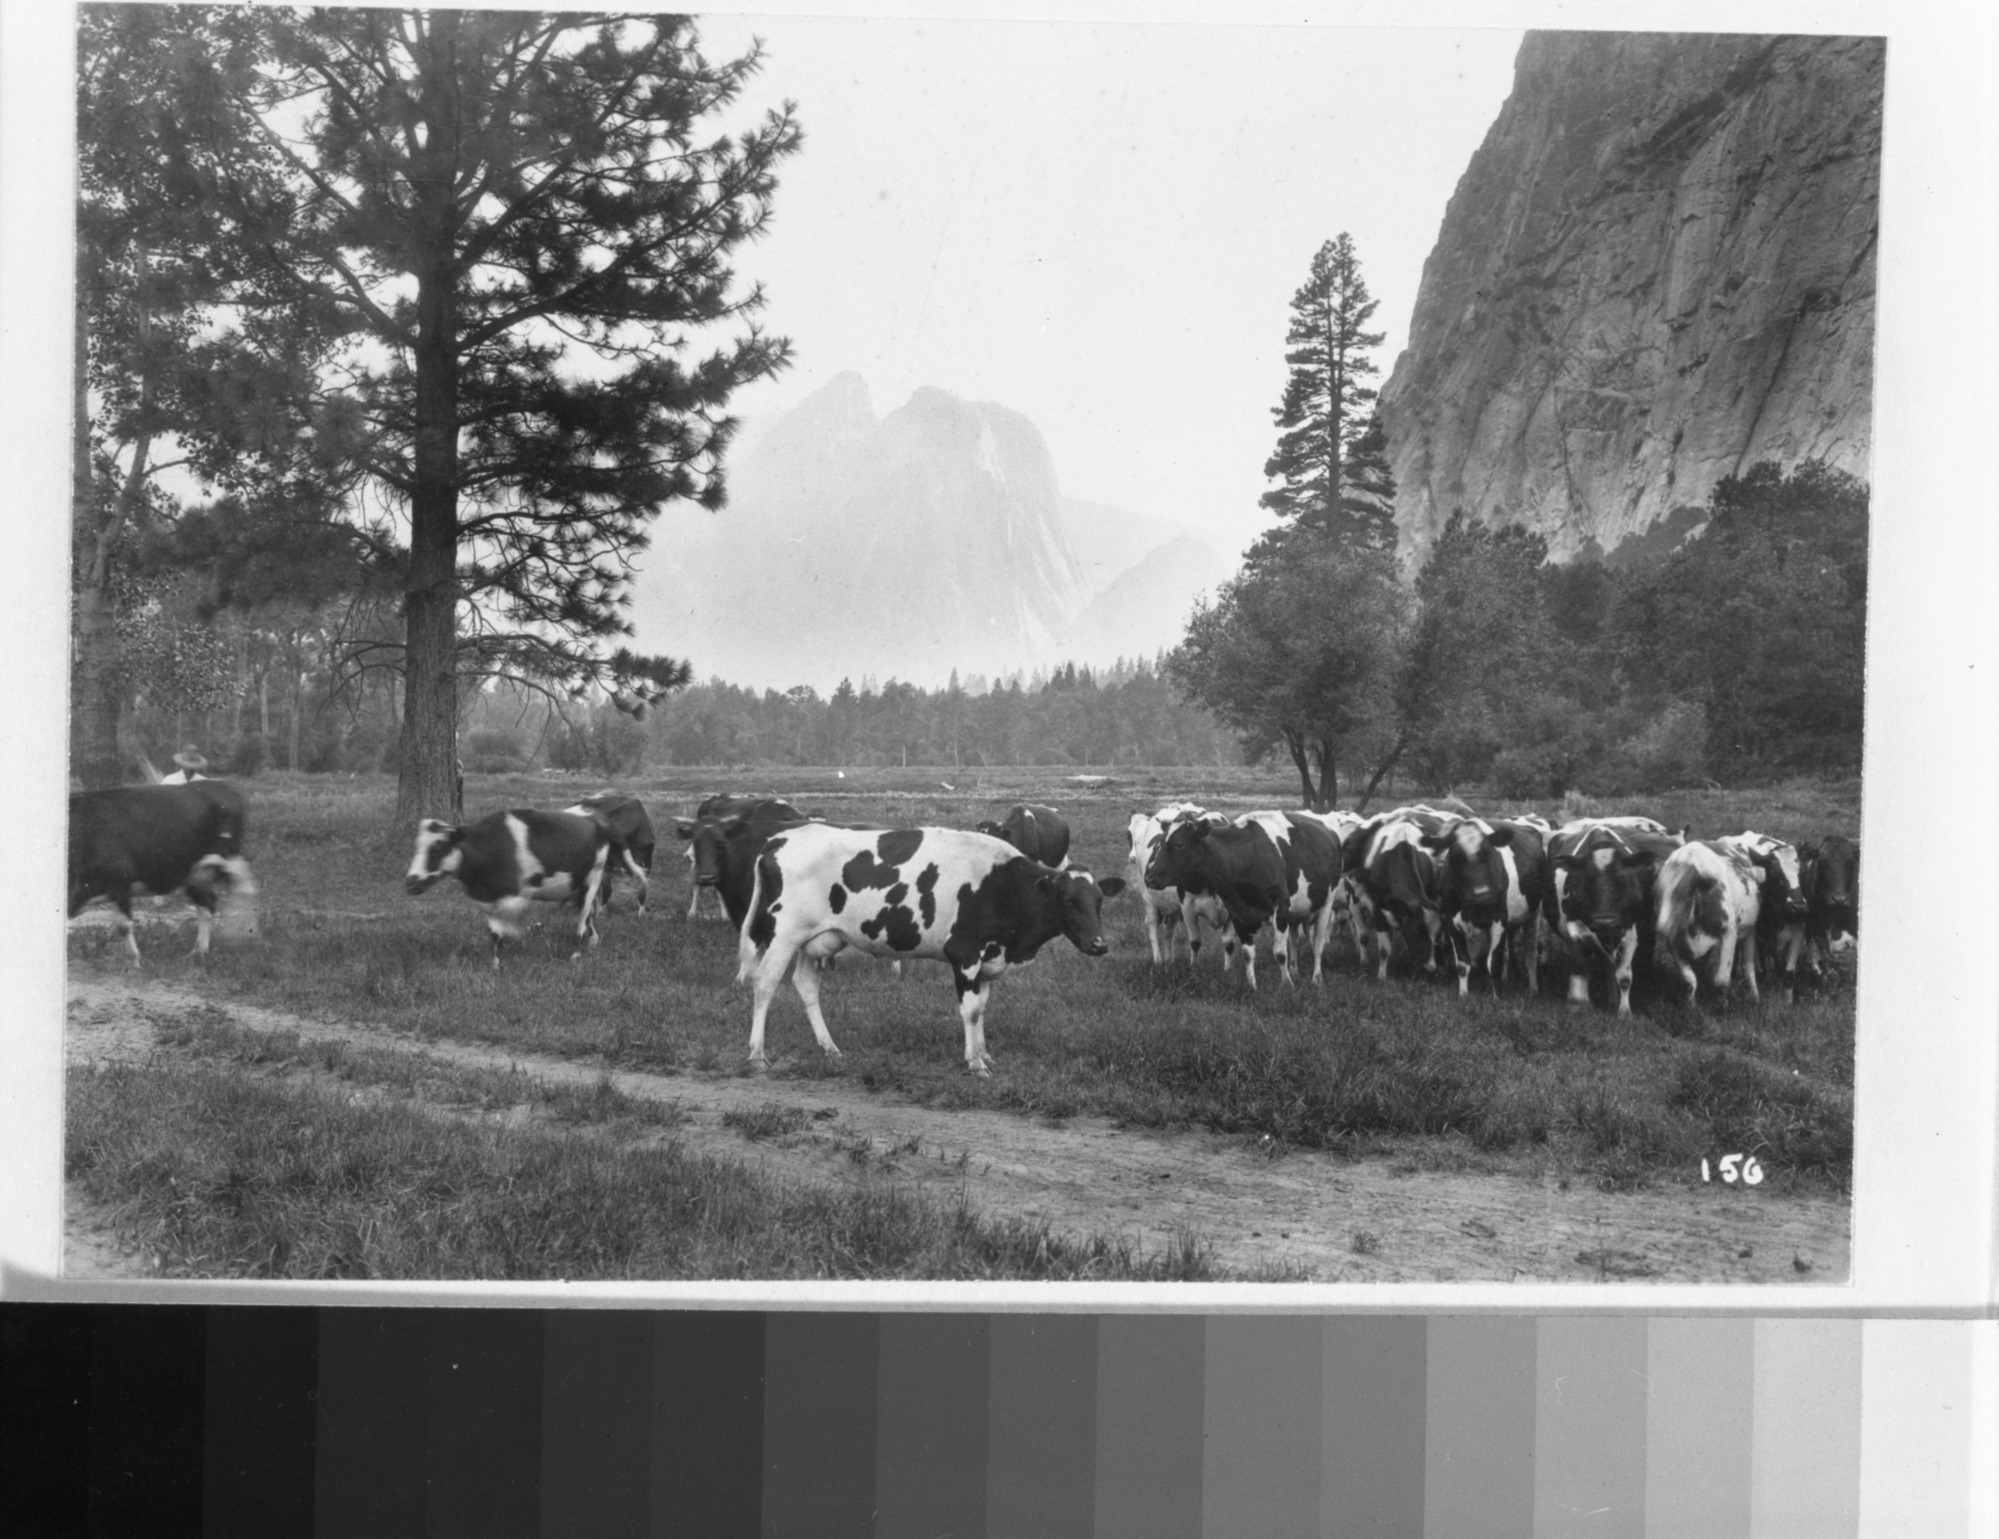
1144, 901, 1166, 965
1777, 924, 1804, 1004
1485, 921, 1506, 996
191, 895, 217, 957
487, 896, 530, 968
113, 893, 142, 966
571, 851, 609, 960
1237, 922, 1259, 990
1669, 937, 1701, 1005
786, 948, 845, 1062
1734, 927, 1759, 1004
1447, 919, 1471, 997
746, 944, 793, 1069
625, 849, 650, 915
1272, 916, 1296, 989
683, 848, 703, 920
953, 969, 995, 1076
1612, 928, 1638, 1018
1374, 919, 1393, 982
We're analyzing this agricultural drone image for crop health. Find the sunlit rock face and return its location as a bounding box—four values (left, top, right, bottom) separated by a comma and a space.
1378, 32, 1883, 565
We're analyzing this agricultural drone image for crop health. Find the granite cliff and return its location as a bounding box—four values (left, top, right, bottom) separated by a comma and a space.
1378, 32, 1883, 562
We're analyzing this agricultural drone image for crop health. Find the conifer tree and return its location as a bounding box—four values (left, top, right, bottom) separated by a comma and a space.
110, 10, 803, 818
1258, 233, 1396, 554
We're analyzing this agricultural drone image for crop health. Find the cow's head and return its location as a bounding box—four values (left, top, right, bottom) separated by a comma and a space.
1041, 868, 1126, 955
404, 819, 464, 894
1739, 833, 1808, 920
688, 814, 753, 887
1803, 837, 1860, 949
1423, 820, 1515, 914
1144, 817, 1213, 891
1554, 830, 1656, 950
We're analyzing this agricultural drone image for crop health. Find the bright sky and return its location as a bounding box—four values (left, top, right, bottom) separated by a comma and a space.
695, 15, 1525, 552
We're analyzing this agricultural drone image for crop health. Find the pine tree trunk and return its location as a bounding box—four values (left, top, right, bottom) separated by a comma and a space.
70, 309, 128, 789
395, 243, 462, 824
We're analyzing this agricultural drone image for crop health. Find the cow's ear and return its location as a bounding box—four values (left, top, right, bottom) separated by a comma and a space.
1487, 825, 1517, 847
1097, 877, 1126, 898
674, 820, 695, 840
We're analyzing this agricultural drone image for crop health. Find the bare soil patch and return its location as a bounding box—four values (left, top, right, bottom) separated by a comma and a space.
64, 975, 1848, 1284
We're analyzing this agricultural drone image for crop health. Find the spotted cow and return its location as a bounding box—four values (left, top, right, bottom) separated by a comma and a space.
1546, 819, 1685, 1017
1124, 802, 1229, 966
1143, 811, 1341, 988
736, 825, 1124, 1075
68, 781, 257, 963
1339, 808, 1455, 980
976, 803, 1071, 868
1653, 832, 1800, 1007
405, 810, 613, 966
1729, 832, 1810, 1003
1422, 817, 1549, 997
563, 791, 656, 913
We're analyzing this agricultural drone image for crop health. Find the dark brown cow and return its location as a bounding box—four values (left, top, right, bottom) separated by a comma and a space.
564, 791, 656, 913
975, 803, 1071, 868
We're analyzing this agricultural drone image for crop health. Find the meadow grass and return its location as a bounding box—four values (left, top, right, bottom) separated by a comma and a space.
66, 1009, 1226, 1281
74, 767, 1858, 1198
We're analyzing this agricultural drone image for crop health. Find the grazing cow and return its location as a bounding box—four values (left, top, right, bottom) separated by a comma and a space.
676, 794, 806, 919
1546, 819, 1685, 1017
1124, 803, 1228, 965
736, 824, 1124, 1074
1726, 832, 1809, 1003
69, 782, 257, 963
563, 791, 655, 913
1422, 817, 1549, 997
1340, 811, 1452, 980
1143, 812, 1340, 988
1653, 833, 1799, 1007
405, 810, 612, 966
1799, 835, 1860, 978
976, 803, 1071, 868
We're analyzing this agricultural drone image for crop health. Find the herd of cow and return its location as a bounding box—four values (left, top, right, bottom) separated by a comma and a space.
65, 779, 1859, 1080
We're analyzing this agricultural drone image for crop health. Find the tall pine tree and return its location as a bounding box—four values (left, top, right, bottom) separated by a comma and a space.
1258, 233, 1396, 555
128, 10, 802, 819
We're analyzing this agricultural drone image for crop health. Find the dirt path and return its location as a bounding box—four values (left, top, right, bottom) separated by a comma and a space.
64, 976, 1849, 1285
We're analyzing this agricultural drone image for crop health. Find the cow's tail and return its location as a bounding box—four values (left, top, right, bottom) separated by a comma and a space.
735, 849, 777, 984
1654, 858, 1704, 942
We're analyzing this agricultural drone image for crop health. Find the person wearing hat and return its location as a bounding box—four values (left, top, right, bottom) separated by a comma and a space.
160, 744, 210, 785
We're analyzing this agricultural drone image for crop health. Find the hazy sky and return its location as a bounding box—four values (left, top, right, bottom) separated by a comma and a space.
693, 16, 1525, 553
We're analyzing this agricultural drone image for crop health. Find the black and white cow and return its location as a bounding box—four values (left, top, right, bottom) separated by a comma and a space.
1143, 811, 1341, 988
735, 825, 1124, 1075
675, 794, 806, 919
1546, 818, 1684, 1017
976, 803, 1071, 868
1799, 835, 1860, 979
1339, 808, 1454, 981
1422, 817, 1549, 997
404, 809, 613, 966
68, 781, 257, 963
1731, 832, 1810, 1003
563, 791, 656, 913
1124, 802, 1229, 966
1653, 833, 1799, 1007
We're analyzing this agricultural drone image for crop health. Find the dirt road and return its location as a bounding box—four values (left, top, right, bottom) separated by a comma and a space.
64, 976, 1849, 1285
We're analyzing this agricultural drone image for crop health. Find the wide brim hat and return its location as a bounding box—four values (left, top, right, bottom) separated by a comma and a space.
172, 745, 208, 771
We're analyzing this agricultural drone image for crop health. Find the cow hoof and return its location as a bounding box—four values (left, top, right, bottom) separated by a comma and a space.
966, 1062, 992, 1078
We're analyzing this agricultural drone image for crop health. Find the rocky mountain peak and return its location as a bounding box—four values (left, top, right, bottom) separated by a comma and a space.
1378, 31, 1882, 564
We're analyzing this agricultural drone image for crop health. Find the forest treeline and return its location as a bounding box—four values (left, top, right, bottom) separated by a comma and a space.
135, 460, 1867, 804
